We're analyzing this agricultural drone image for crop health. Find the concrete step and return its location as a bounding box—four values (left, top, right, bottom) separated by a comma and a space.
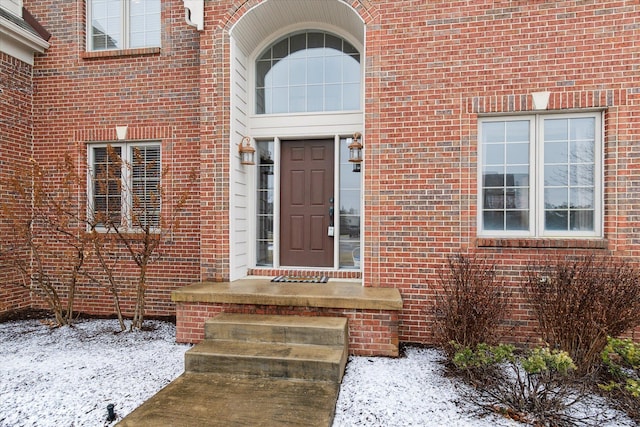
185, 339, 348, 382
121, 313, 350, 426
204, 313, 348, 347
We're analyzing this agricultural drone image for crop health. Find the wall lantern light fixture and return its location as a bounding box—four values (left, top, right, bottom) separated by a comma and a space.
239, 136, 256, 165
348, 132, 363, 172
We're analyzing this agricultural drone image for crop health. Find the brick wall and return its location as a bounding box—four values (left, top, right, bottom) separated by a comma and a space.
360, 0, 640, 344
195, 1, 231, 282
23, 0, 202, 318
0, 53, 33, 314
176, 302, 399, 357
17, 0, 640, 345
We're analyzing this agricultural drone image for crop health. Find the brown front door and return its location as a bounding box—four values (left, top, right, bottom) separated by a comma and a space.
280, 139, 334, 267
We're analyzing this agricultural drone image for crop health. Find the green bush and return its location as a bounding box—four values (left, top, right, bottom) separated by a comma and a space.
603, 337, 639, 376
453, 344, 590, 426
452, 342, 515, 369
599, 337, 640, 421
522, 347, 576, 376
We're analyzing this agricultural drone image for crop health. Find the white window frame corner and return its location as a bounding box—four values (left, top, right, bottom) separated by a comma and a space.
87, 141, 162, 233
477, 111, 603, 239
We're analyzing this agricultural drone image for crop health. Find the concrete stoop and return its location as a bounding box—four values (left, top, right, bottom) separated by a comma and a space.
118, 314, 349, 427
187, 314, 349, 382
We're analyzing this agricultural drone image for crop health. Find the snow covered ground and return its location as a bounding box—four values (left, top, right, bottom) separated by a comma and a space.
0, 318, 635, 427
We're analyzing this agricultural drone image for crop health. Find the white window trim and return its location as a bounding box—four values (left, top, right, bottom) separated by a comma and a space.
0, 10, 49, 64
86, 0, 160, 52
250, 134, 364, 270
478, 111, 603, 239
87, 141, 161, 232
248, 23, 364, 119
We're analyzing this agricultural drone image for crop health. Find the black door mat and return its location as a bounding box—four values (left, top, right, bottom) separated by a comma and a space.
271, 275, 329, 283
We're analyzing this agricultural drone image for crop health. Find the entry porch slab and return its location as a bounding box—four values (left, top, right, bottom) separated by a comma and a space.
172, 279, 403, 357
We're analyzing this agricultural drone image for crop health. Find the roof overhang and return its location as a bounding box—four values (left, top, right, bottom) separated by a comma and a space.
0, 8, 49, 65
230, 0, 364, 56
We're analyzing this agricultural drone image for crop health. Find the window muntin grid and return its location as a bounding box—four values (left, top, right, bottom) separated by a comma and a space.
89, 0, 160, 51
256, 31, 361, 114
479, 113, 601, 237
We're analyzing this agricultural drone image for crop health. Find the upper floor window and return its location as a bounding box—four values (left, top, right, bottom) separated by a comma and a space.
89, 142, 161, 230
88, 0, 160, 51
478, 112, 602, 238
256, 31, 361, 114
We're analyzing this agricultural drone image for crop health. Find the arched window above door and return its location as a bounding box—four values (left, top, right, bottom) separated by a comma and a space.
256, 31, 361, 114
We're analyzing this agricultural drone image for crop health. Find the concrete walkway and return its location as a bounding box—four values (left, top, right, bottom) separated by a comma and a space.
118, 373, 339, 427
118, 314, 347, 426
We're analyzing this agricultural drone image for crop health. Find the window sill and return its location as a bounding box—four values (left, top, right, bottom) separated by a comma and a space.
82, 47, 161, 60
474, 237, 608, 249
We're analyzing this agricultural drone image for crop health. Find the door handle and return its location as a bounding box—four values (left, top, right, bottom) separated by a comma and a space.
328, 197, 335, 237
329, 197, 334, 223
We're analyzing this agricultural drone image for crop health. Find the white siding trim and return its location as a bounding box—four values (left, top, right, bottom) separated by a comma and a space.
229, 0, 365, 274
251, 112, 363, 139
0, 0, 21, 17
230, 0, 364, 56
229, 40, 252, 281
0, 13, 49, 64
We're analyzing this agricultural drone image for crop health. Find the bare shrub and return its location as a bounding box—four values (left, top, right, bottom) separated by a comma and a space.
524, 255, 640, 373
434, 254, 510, 358
92, 145, 196, 330
1, 151, 195, 332
0, 158, 89, 326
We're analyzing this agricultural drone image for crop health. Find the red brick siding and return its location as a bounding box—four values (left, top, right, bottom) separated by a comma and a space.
359, 0, 640, 344
0, 53, 33, 314
24, 0, 201, 317
195, 3, 231, 282
15, 0, 640, 346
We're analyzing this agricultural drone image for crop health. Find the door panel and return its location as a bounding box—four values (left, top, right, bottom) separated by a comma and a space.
310, 170, 325, 205
310, 215, 325, 250
281, 140, 334, 267
289, 215, 304, 250
290, 170, 305, 205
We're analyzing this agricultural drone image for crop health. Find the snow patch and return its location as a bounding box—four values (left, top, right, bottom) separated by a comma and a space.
0, 320, 636, 426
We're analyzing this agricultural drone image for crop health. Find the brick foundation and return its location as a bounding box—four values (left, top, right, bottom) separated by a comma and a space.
176, 302, 399, 357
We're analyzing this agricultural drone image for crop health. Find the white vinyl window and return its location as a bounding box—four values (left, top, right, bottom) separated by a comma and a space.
255, 31, 361, 114
88, 0, 161, 51
89, 142, 161, 230
478, 112, 602, 238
